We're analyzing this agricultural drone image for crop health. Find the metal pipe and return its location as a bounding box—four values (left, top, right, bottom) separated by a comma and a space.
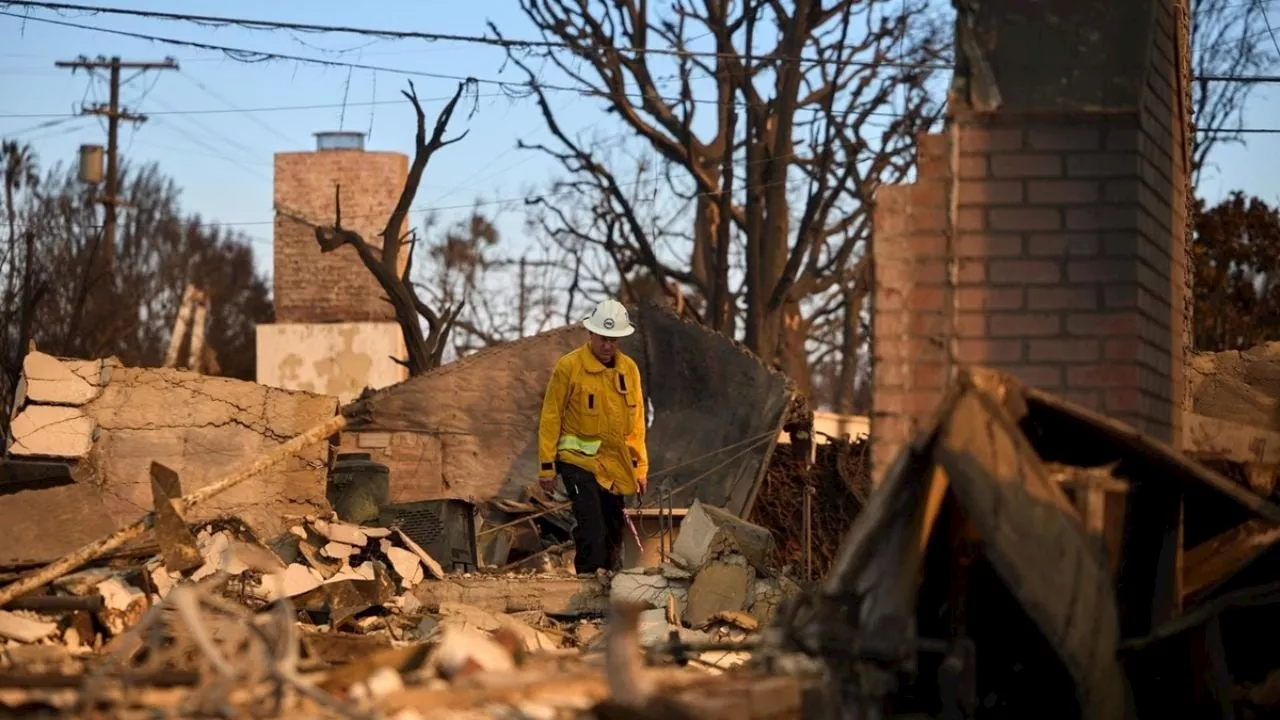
3, 595, 104, 612
804, 485, 815, 582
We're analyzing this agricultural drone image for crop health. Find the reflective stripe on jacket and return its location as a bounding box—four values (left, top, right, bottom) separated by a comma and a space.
536, 344, 649, 496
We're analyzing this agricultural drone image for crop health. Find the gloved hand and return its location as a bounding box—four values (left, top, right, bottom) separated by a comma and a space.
539, 474, 559, 493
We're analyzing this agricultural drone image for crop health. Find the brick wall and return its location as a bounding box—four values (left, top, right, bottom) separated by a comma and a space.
273, 149, 409, 323
870, 0, 1191, 478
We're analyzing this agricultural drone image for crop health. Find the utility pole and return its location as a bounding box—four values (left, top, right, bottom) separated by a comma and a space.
55, 55, 178, 271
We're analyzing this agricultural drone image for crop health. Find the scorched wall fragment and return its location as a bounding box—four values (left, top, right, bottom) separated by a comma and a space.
1, 352, 339, 564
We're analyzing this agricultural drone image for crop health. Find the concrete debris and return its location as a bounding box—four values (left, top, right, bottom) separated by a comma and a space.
0, 343, 807, 717
686, 562, 756, 628
276, 562, 323, 598
611, 566, 690, 614
7, 405, 96, 458
0, 492, 799, 716
20, 352, 105, 406
392, 527, 445, 580
0, 610, 58, 643
0, 354, 340, 567
1190, 343, 1280, 430
432, 601, 560, 652
311, 517, 370, 547
672, 499, 777, 574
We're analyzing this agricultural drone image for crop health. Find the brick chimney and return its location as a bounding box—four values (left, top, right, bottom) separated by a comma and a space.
870, 0, 1193, 478
272, 132, 409, 324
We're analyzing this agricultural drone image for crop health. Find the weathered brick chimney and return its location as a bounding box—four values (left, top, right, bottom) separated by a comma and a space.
870, 0, 1193, 478
272, 131, 409, 324
258, 132, 412, 404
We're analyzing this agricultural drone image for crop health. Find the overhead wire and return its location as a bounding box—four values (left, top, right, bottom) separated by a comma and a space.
5, 1, 1280, 236
0, 1, 947, 71
6, 0, 1280, 84
1258, 0, 1280, 57
2, 11, 1279, 132
180, 71, 295, 145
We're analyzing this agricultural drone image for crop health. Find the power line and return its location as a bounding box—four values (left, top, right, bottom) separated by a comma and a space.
1, 5, 1275, 134
0, 115, 82, 136
0, 0, 947, 71
1259, 0, 1280, 59
4, 101, 1276, 135
54, 55, 178, 270
0, 95, 479, 119
6, 0, 1280, 84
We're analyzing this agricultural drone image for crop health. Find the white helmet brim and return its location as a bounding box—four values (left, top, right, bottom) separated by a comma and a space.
583, 316, 635, 338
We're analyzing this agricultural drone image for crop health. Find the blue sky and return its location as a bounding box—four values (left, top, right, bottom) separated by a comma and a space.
3, 1, 1279, 285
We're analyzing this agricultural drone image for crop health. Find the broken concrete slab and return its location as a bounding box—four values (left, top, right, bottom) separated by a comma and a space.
383, 544, 425, 589
685, 562, 755, 628
414, 576, 609, 617
611, 568, 690, 614
392, 528, 445, 580
747, 575, 801, 627
434, 602, 559, 652
8, 405, 96, 458
20, 352, 102, 406
0, 361, 340, 565
275, 563, 325, 599
671, 500, 776, 574
323, 541, 358, 560
637, 608, 672, 648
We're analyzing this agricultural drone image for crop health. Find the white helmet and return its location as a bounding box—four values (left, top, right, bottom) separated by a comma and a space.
582, 299, 635, 338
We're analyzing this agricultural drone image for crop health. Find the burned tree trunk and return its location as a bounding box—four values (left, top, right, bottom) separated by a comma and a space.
296, 80, 477, 376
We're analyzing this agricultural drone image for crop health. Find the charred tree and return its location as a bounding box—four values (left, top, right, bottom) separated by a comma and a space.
293, 80, 477, 376
497, 0, 946, 398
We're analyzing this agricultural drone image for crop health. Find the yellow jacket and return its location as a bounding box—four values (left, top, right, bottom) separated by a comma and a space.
537, 344, 649, 496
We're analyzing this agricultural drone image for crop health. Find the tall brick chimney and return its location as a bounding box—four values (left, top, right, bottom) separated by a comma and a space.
257, 133, 412, 403
272, 131, 409, 324
870, 0, 1193, 478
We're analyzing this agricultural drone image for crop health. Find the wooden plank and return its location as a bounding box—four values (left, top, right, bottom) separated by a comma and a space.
934, 385, 1127, 720
412, 577, 610, 617
162, 285, 196, 369
1183, 519, 1280, 601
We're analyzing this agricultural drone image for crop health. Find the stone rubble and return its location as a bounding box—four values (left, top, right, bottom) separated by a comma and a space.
0, 501, 800, 717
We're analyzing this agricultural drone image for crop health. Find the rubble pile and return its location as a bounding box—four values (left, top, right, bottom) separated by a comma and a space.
609, 500, 799, 672
0, 503, 798, 717
751, 437, 870, 578
1189, 342, 1280, 430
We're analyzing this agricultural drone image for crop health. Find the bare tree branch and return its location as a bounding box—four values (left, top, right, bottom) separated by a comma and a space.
500, 0, 947, 401
289, 79, 477, 376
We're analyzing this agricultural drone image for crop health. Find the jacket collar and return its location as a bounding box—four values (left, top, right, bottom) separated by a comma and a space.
579, 344, 611, 374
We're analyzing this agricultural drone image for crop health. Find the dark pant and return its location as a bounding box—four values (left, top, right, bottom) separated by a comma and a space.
558, 462, 625, 574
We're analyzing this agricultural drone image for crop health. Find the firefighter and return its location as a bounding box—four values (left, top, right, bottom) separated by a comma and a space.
537, 299, 649, 575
